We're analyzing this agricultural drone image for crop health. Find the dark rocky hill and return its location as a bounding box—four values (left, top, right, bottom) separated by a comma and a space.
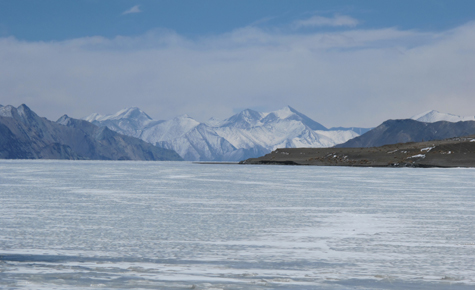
0, 104, 183, 161
335, 119, 475, 148
240, 135, 475, 168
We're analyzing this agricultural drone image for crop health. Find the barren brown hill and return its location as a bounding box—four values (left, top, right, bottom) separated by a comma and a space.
240, 135, 475, 168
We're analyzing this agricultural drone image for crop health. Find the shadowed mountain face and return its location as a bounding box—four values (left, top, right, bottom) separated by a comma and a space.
0, 104, 182, 161
335, 119, 475, 148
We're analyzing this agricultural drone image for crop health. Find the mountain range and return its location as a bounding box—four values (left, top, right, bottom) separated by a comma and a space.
0, 104, 182, 160
85, 106, 370, 161
2, 103, 474, 162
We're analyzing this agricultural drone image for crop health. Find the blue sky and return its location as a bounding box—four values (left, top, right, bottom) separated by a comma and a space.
1, 0, 475, 126
2, 0, 475, 40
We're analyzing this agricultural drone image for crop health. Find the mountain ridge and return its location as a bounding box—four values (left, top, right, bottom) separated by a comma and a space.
336, 118, 475, 148
0, 104, 183, 161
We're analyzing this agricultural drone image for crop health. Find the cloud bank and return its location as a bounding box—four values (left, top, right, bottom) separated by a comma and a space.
1, 21, 475, 127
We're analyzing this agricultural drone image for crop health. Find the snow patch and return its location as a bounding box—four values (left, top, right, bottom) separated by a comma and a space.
407, 154, 426, 159
420, 146, 435, 152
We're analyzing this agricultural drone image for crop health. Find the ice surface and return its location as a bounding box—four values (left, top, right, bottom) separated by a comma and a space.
1, 160, 475, 289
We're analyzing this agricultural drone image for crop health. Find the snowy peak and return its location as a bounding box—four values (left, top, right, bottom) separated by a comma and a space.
220, 109, 264, 129
56, 114, 71, 126
205, 117, 221, 127
261, 106, 327, 131
270, 106, 295, 119
84, 113, 104, 122
287, 106, 327, 131
0, 105, 17, 118
169, 114, 200, 129
139, 114, 200, 144
83, 107, 157, 138
220, 106, 327, 131
116, 107, 152, 121
87, 107, 153, 123
411, 110, 475, 123
0, 104, 42, 125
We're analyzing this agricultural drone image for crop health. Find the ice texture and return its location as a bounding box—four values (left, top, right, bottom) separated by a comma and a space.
1, 160, 474, 289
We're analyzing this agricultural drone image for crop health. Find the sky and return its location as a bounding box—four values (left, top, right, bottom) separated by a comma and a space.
1, 0, 475, 127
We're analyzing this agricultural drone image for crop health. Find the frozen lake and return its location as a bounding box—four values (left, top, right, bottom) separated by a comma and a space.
0, 160, 474, 289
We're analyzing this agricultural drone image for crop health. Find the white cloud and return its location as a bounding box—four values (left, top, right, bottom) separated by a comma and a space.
1, 22, 475, 127
293, 15, 359, 28
122, 5, 141, 15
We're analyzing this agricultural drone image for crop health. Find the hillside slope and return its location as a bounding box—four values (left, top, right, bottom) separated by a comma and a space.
335, 119, 475, 148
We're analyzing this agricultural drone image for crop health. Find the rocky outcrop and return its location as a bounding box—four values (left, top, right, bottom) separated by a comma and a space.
241, 135, 475, 168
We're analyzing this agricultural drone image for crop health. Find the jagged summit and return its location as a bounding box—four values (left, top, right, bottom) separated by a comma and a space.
411, 110, 475, 123
84, 113, 103, 122
113, 107, 152, 121
84, 107, 160, 138
261, 106, 327, 131
267, 106, 294, 119
0, 104, 43, 126
85, 107, 152, 123
56, 114, 70, 125
220, 109, 264, 129
0, 105, 16, 118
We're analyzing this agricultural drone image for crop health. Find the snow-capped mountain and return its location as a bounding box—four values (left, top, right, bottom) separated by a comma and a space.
411, 110, 475, 123
85, 107, 163, 138
0, 104, 182, 161
212, 107, 348, 150
84, 106, 362, 161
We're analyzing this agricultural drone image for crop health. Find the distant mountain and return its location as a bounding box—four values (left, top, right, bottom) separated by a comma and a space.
336, 119, 475, 148
85, 106, 361, 161
329, 126, 372, 135
85, 107, 164, 138
411, 110, 475, 123
211, 106, 356, 151
0, 104, 182, 161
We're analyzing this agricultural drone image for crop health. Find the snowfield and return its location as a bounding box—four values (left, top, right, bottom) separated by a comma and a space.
1, 160, 474, 289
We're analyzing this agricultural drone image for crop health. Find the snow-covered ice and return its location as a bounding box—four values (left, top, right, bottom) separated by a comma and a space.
1, 160, 475, 289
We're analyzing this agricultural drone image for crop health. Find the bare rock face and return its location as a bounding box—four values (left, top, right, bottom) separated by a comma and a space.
0, 104, 183, 161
